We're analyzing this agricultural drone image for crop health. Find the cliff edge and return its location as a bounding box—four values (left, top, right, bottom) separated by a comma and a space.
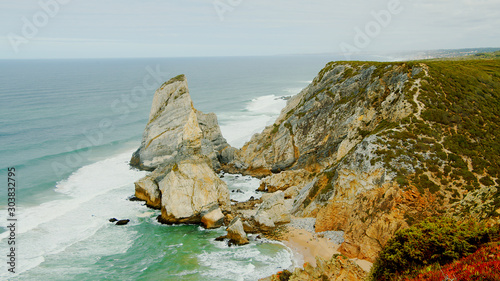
225, 58, 500, 262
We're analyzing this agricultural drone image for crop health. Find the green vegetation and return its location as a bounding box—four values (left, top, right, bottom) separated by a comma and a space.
419, 59, 500, 183
274, 269, 292, 281
406, 242, 500, 281
370, 217, 499, 281
363, 55, 500, 218
288, 52, 500, 221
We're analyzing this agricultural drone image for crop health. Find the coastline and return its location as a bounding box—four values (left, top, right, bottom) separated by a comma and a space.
283, 227, 341, 267
271, 219, 373, 273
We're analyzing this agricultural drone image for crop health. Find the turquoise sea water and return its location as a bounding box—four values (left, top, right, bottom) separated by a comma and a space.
0, 56, 342, 280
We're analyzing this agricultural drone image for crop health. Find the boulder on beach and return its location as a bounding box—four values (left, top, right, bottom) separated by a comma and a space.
226, 217, 249, 245
254, 191, 291, 230
200, 202, 225, 229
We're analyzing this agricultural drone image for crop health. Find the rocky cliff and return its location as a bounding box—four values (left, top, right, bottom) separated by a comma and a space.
131, 74, 229, 171
225, 58, 500, 262
131, 75, 231, 227
131, 57, 499, 269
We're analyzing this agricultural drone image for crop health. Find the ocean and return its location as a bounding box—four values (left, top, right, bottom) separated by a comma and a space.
0, 55, 349, 280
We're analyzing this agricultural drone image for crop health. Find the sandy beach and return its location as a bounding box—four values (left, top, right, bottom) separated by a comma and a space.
279, 218, 373, 272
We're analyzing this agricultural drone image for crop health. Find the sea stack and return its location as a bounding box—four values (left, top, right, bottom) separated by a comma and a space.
130, 74, 229, 171
131, 74, 231, 227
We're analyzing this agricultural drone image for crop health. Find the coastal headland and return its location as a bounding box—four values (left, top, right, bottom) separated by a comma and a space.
130, 52, 500, 280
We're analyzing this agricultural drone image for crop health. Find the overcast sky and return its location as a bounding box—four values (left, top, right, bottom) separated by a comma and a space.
1, 0, 499, 59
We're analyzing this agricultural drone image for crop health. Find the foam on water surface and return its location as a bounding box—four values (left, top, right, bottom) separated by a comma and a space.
3, 152, 295, 281
223, 173, 263, 202
219, 94, 288, 148
0, 151, 147, 279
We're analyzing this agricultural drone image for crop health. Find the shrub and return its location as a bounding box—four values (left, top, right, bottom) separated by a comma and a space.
275, 269, 292, 281
370, 217, 498, 281
406, 243, 500, 281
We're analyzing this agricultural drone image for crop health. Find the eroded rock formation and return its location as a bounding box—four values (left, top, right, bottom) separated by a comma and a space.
131, 74, 229, 171
132, 75, 230, 227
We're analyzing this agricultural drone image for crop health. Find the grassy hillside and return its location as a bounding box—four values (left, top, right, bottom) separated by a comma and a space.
329, 54, 500, 221
390, 57, 499, 219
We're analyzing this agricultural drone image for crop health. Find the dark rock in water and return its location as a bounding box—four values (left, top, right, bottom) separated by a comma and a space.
115, 219, 130, 225
109, 218, 118, 222
236, 189, 244, 193
215, 235, 227, 241
249, 196, 255, 201
128, 196, 143, 202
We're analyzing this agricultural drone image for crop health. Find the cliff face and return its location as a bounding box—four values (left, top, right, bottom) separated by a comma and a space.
131, 58, 499, 264
131, 74, 229, 171
226, 59, 500, 261
224, 63, 413, 176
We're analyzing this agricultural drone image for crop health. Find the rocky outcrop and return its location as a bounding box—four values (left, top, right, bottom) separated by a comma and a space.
258, 169, 313, 194
132, 75, 231, 227
239, 59, 500, 265
134, 167, 164, 209
226, 63, 413, 176
200, 202, 225, 229
157, 155, 230, 224
226, 217, 249, 245
264, 255, 367, 281
221, 63, 425, 261
131, 74, 229, 171
131, 58, 500, 276
255, 191, 291, 230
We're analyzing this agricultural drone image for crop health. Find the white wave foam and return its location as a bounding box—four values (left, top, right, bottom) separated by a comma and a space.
220, 95, 287, 148
282, 87, 303, 95
244, 95, 287, 115
222, 173, 262, 202
197, 243, 293, 281
0, 150, 147, 278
